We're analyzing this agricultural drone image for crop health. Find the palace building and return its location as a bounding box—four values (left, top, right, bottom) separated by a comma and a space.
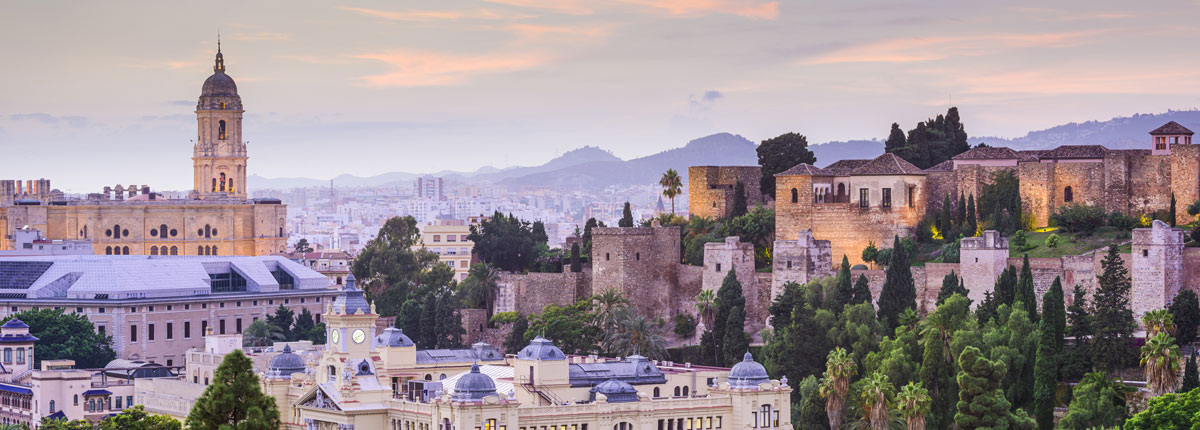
0, 43, 287, 256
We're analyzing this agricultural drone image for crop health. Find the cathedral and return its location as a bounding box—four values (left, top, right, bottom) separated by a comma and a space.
0, 45, 287, 256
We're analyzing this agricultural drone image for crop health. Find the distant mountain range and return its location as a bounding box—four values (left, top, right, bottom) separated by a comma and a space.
248, 111, 1200, 191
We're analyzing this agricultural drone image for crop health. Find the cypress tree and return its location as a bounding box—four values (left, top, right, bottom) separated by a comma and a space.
957, 192, 967, 230
619, 202, 634, 227
1063, 284, 1093, 379
994, 265, 1017, 307
1033, 278, 1065, 430
731, 180, 748, 218
937, 270, 970, 306
1092, 245, 1137, 372
966, 194, 978, 236
1182, 354, 1199, 393
976, 291, 998, 326
1172, 192, 1178, 227
877, 235, 916, 332
722, 304, 749, 366
834, 255, 853, 311
1016, 255, 1039, 323
1171, 289, 1200, 346
885, 122, 907, 153
185, 349, 281, 430
714, 270, 745, 366
852, 274, 872, 305
939, 194, 954, 239
570, 243, 582, 273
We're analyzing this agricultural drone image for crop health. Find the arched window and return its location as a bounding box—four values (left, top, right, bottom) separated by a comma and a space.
74, 395, 78, 406
682, 386, 689, 397
105, 246, 112, 255
205, 224, 212, 239
425, 374, 432, 381
49, 400, 54, 414
838, 183, 846, 198
198, 246, 204, 255
160, 224, 168, 238
170, 246, 178, 255
122, 246, 129, 255
211, 246, 217, 256
218, 120, 227, 140
674, 386, 681, 397
791, 188, 798, 203
229, 178, 234, 193
219, 173, 226, 192
113, 224, 121, 238
1064, 186, 1074, 203
150, 246, 158, 256
212, 178, 217, 192
653, 387, 660, 397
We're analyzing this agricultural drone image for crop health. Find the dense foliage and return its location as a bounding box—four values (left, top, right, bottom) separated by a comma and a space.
757, 132, 817, 199
352, 216, 452, 315
884, 107, 970, 169
185, 350, 280, 430
977, 170, 1024, 234
469, 211, 548, 271
2, 308, 115, 369
1049, 203, 1107, 235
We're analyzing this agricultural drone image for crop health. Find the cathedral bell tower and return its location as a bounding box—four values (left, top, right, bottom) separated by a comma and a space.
193, 39, 248, 200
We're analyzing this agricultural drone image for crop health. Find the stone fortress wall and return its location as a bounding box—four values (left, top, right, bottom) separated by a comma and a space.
688, 166, 764, 219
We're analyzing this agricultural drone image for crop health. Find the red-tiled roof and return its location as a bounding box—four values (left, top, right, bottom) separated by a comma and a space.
1150, 121, 1195, 135
849, 153, 926, 176
776, 163, 830, 176
1038, 145, 1109, 160
951, 146, 1019, 160
924, 160, 955, 172
1016, 150, 1045, 162
821, 159, 870, 175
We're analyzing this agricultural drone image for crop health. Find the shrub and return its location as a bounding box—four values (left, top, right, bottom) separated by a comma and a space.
1107, 212, 1138, 231
1012, 230, 1028, 250
940, 237, 961, 263
674, 314, 696, 338
1046, 234, 1060, 249
1050, 204, 1106, 235
916, 215, 936, 243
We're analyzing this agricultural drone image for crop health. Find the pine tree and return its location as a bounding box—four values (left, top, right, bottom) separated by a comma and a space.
966, 194, 978, 236
267, 305, 295, 341
976, 291, 999, 325
731, 180, 748, 218
834, 255, 853, 312
937, 270, 969, 305
1016, 255, 1039, 323
292, 308, 316, 342
714, 270, 746, 366
1064, 284, 1094, 379
1033, 279, 1065, 430
852, 274, 872, 305
185, 350, 281, 430
619, 202, 634, 227
1171, 289, 1200, 346
1181, 354, 1199, 393
1093, 244, 1137, 372
885, 122, 907, 153
955, 346, 1035, 430
994, 265, 1017, 307
877, 236, 916, 331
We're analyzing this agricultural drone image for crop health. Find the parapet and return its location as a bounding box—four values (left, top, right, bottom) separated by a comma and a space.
1132, 219, 1186, 246
961, 230, 1009, 250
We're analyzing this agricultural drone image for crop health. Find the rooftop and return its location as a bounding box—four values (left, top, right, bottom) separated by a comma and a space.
1150, 121, 1195, 135
1038, 145, 1109, 160
848, 153, 926, 176
951, 146, 1020, 160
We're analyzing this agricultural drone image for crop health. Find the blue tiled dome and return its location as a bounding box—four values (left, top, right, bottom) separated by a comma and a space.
1, 319, 28, 330
728, 352, 770, 389
268, 345, 306, 378
452, 363, 497, 402
590, 379, 638, 403
518, 336, 565, 361
332, 274, 371, 315
375, 327, 414, 347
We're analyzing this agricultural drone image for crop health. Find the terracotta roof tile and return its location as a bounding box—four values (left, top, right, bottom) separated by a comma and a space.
849, 153, 926, 176
1038, 145, 1109, 160
776, 163, 829, 176
951, 146, 1019, 160
821, 159, 870, 175
924, 160, 955, 172
1016, 150, 1045, 162
1150, 121, 1194, 135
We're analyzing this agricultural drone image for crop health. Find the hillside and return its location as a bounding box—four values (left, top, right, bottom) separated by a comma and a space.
975, 110, 1200, 150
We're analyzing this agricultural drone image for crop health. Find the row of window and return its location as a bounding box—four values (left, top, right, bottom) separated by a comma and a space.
790, 186, 915, 209
657, 416, 724, 430
45, 297, 316, 316
101, 224, 220, 240
519, 424, 588, 430
1, 347, 31, 365
0, 393, 30, 409
430, 234, 469, 243
124, 310, 318, 342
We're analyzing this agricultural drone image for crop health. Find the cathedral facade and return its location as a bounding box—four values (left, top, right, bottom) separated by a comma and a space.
0, 46, 287, 256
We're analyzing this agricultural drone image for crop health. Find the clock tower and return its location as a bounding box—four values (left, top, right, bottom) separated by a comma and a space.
319, 273, 378, 389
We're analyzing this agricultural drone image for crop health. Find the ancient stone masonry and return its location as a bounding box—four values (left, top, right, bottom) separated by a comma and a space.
703, 237, 764, 327
771, 230, 833, 301
960, 231, 1011, 306
494, 270, 591, 315
591, 226, 684, 319
688, 166, 764, 219
1131, 220, 1186, 321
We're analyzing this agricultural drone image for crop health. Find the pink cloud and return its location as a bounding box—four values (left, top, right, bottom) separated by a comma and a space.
337, 6, 531, 21
504, 23, 610, 41
354, 50, 549, 87
479, 0, 594, 15
805, 30, 1109, 64
619, 0, 778, 19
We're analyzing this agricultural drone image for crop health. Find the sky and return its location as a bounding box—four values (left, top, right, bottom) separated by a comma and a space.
4, 0, 1200, 192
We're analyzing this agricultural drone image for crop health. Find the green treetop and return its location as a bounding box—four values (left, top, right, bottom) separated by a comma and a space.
185, 349, 280, 430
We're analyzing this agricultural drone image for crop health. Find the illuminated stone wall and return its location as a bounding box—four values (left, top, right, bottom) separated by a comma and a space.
688, 166, 764, 219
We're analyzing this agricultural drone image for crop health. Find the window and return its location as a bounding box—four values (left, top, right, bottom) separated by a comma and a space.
859, 188, 870, 208
16, 348, 24, 364
130, 325, 138, 343
150, 246, 158, 255
126, 396, 132, 408
201, 320, 208, 336
184, 321, 191, 339
122, 246, 129, 255
170, 246, 178, 255
115, 397, 121, 409
682, 386, 689, 396
1144, 249, 1149, 257
98, 325, 105, 335
219, 319, 226, 335
2, 348, 9, 363
236, 318, 242, 334
654, 387, 660, 397
1157, 136, 1167, 150
790, 188, 798, 203
218, 120, 227, 140
881, 188, 892, 208
49, 400, 54, 413
715, 263, 721, 272
166, 322, 173, 340
433, 235, 441, 242
148, 324, 155, 341
1064, 186, 1074, 203
907, 186, 915, 208
605, 253, 610, 261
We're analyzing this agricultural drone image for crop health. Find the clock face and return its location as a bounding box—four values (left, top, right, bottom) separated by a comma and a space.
330, 329, 340, 344
352, 329, 366, 344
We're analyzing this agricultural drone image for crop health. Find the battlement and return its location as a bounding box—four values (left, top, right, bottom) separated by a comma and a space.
961, 230, 1008, 250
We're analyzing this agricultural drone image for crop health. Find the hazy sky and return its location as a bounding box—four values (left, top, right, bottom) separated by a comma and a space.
4, 0, 1200, 192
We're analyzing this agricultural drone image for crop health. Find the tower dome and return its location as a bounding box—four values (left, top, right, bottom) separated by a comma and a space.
200, 44, 238, 97
728, 352, 770, 389
332, 274, 371, 315
267, 345, 306, 378
452, 363, 498, 402
374, 327, 414, 347
518, 336, 565, 360
590, 379, 638, 403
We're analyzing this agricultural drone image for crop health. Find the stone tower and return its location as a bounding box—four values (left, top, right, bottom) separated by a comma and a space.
960, 230, 1010, 308
770, 230, 833, 301
1131, 220, 1185, 322
193, 40, 248, 200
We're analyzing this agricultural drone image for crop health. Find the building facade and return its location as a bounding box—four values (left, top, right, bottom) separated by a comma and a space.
0, 45, 286, 256
418, 221, 476, 281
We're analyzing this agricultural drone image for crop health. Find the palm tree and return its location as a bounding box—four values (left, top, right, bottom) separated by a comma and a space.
243, 319, 284, 347
604, 308, 668, 360
1141, 331, 1182, 396
695, 289, 717, 330
593, 289, 631, 331
660, 169, 683, 215
896, 382, 931, 430
687, 216, 716, 239
1142, 308, 1176, 337
859, 371, 893, 430
819, 347, 857, 430
468, 263, 499, 319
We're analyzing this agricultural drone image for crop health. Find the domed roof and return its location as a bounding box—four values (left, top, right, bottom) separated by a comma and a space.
518, 336, 566, 361
590, 379, 638, 403
332, 274, 371, 315
200, 48, 238, 97
452, 363, 498, 402
375, 327, 414, 347
1, 319, 28, 330
268, 345, 306, 378
728, 352, 770, 389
